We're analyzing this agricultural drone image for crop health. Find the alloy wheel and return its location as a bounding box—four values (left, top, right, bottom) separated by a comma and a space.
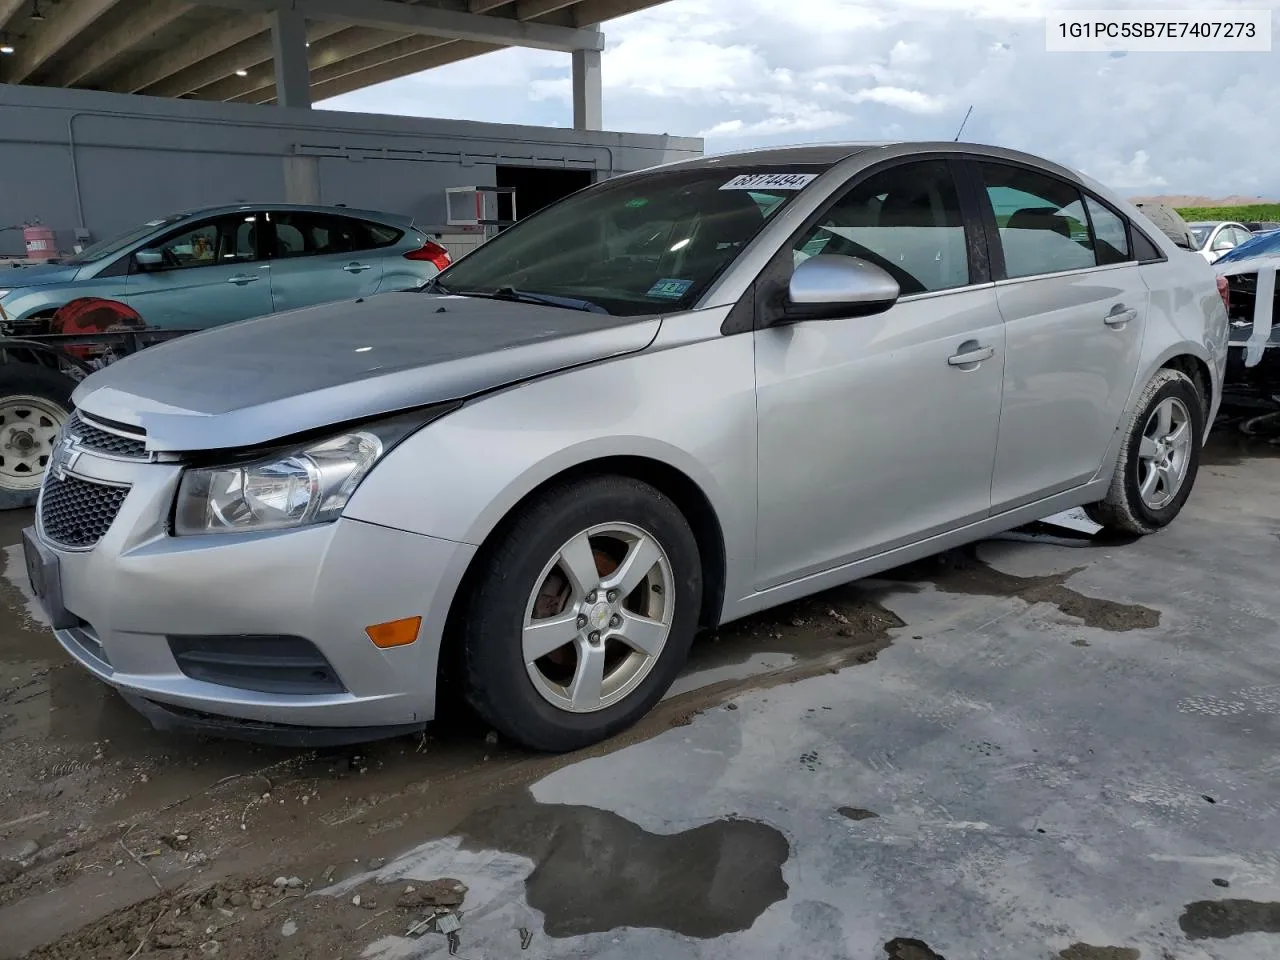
522, 521, 674, 714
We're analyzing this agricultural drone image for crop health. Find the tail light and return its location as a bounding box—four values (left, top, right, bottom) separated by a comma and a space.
1216, 274, 1230, 313
404, 239, 451, 271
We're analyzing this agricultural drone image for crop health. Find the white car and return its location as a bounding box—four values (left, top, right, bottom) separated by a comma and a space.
1189, 220, 1253, 263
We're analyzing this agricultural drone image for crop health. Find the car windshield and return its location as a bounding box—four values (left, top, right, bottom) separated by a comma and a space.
1217, 230, 1280, 263
1188, 225, 1212, 246
432, 166, 829, 316
64, 214, 188, 265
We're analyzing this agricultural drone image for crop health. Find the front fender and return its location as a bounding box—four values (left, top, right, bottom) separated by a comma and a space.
2, 279, 129, 322
344, 308, 759, 610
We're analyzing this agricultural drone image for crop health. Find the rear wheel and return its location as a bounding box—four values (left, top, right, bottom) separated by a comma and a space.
0, 364, 75, 510
460, 475, 702, 752
1085, 368, 1204, 534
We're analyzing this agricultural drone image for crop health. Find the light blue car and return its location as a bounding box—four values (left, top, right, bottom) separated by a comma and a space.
0, 203, 451, 508
0, 203, 452, 328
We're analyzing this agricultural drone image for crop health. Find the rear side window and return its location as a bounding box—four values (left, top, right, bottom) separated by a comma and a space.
267, 212, 401, 258
979, 163, 1096, 278
363, 220, 404, 248
1084, 196, 1131, 265
792, 159, 970, 294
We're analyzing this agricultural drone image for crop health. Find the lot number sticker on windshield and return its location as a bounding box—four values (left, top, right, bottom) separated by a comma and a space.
720, 173, 817, 191
647, 278, 694, 299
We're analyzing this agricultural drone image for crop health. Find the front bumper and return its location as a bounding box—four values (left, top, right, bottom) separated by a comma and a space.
28, 451, 475, 739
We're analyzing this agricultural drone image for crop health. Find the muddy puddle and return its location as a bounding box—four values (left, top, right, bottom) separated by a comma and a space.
452, 791, 789, 938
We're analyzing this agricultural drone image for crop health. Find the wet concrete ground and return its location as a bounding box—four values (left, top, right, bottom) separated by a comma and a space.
1, 423, 1278, 958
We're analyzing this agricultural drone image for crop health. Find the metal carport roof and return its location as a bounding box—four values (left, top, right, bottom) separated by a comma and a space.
0, 0, 663, 109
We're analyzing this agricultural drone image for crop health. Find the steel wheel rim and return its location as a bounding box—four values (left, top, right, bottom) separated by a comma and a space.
1137, 396, 1192, 510
522, 521, 674, 714
0, 395, 68, 491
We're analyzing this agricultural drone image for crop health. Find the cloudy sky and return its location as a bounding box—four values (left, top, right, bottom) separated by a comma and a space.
320, 0, 1280, 198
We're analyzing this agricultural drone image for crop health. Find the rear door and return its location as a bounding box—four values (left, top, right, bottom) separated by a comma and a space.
263, 211, 386, 313
973, 160, 1150, 511
123, 212, 272, 329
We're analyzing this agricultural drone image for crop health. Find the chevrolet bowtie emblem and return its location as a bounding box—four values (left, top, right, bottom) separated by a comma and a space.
50, 432, 82, 481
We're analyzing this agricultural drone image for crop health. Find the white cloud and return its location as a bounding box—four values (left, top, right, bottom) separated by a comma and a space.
321, 0, 1280, 197
845, 86, 948, 114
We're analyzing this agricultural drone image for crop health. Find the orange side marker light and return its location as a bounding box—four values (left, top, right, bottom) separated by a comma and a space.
366, 616, 422, 648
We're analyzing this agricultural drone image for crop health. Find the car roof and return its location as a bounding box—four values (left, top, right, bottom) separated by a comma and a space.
161, 203, 414, 228
648, 140, 1085, 183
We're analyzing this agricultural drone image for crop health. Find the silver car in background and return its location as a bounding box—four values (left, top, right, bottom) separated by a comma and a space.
24, 142, 1228, 752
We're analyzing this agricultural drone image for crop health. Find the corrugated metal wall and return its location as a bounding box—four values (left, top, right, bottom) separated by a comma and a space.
0, 84, 702, 258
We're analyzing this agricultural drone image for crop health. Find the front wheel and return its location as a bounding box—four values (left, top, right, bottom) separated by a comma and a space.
1086, 368, 1204, 534
0, 364, 76, 510
459, 475, 703, 752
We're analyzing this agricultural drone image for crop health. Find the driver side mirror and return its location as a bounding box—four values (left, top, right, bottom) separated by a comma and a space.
134, 249, 163, 270
782, 254, 900, 322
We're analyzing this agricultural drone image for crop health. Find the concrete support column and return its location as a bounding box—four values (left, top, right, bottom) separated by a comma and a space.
571, 46, 602, 131
270, 8, 311, 109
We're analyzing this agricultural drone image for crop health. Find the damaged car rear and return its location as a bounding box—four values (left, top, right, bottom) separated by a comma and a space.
24, 142, 1226, 752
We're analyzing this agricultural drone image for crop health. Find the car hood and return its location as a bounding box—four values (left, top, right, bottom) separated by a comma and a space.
74, 292, 662, 452
0, 261, 81, 288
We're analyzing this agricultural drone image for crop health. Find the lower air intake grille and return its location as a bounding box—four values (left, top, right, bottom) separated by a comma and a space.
39, 474, 129, 548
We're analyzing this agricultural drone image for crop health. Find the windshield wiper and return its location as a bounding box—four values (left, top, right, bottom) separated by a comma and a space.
420, 276, 450, 294
454, 286, 610, 315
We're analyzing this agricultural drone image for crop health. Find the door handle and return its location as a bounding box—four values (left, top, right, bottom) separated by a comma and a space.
343, 263, 372, 273
1104, 307, 1138, 327
948, 345, 994, 366
227, 274, 260, 285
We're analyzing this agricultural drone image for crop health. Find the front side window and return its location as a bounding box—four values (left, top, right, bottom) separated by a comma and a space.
433, 166, 826, 316
791, 159, 970, 294
981, 164, 1096, 278
142, 215, 258, 270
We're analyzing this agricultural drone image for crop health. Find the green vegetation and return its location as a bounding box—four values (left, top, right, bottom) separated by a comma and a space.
1174, 204, 1280, 222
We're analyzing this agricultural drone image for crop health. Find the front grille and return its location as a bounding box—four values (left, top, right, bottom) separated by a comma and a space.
39, 473, 129, 548
67, 412, 148, 459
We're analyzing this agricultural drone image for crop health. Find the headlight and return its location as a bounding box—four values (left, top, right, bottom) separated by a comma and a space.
173, 407, 453, 536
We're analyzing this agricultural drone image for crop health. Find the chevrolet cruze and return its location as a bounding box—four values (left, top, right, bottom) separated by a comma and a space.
23, 143, 1228, 752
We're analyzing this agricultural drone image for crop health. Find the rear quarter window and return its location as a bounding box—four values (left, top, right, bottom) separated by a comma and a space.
363, 221, 404, 248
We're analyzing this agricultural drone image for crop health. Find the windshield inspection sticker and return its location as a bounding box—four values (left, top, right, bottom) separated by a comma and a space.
646, 278, 694, 299
720, 172, 817, 191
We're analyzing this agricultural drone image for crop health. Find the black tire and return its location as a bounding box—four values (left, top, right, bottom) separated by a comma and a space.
1085, 368, 1204, 535
460, 475, 702, 752
0, 363, 76, 510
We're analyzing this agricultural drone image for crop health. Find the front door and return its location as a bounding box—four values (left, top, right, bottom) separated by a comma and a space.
754, 159, 1005, 589
263, 211, 386, 313
974, 161, 1149, 511
124, 212, 272, 329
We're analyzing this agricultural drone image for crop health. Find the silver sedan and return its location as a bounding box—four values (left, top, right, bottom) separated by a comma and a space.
24, 142, 1228, 751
